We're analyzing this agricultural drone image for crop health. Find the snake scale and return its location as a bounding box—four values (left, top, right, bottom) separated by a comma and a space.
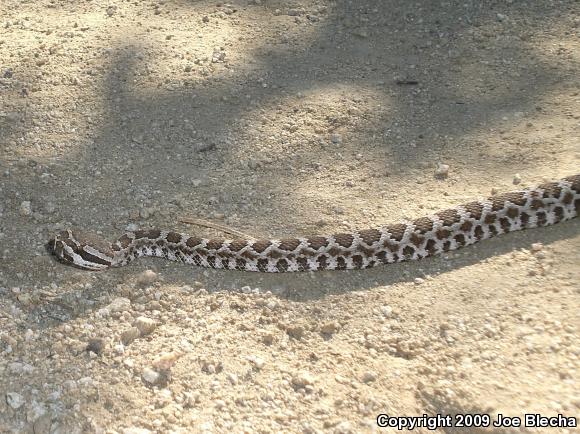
48, 174, 579, 272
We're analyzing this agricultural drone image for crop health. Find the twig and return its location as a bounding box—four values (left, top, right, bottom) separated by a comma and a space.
178, 216, 255, 239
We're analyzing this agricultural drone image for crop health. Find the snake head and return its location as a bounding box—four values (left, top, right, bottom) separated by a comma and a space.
47, 229, 114, 271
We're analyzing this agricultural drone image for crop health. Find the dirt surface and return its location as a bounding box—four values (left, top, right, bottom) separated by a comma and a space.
1, 1, 579, 433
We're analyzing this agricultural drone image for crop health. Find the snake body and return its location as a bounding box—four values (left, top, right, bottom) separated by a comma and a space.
48, 175, 580, 272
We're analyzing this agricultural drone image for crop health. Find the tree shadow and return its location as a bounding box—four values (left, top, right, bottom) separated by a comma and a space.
1, 0, 578, 322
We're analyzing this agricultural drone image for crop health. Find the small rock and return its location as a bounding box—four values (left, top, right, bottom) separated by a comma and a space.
134, 316, 157, 336
330, 134, 342, 144
211, 49, 225, 63
381, 305, 393, 318
227, 373, 238, 385
33, 413, 52, 434
107, 297, 131, 313
361, 371, 377, 383
86, 338, 106, 354
136, 269, 158, 287
334, 421, 354, 434
19, 201, 32, 216
414, 277, 425, 285
248, 355, 265, 370
531, 243, 543, 252
262, 333, 275, 345
513, 173, 522, 185
142, 368, 161, 385
286, 324, 305, 339
435, 163, 449, 178
24, 329, 35, 341
320, 321, 340, 334
292, 371, 314, 388
6, 392, 25, 409
152, 351, 183, 372
120, 327, 140, 345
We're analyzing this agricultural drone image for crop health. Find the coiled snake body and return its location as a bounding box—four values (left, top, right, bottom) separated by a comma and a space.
48, 175, 580, 272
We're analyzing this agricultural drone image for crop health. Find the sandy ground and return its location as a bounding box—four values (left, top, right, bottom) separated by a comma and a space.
1, 1, 579, 433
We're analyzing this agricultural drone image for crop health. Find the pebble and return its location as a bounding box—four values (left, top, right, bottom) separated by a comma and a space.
86, 338, 106, 354
513, 173, 522, 185
107, 297, 131, 313
211, 49, 226, 63
152, 352, 182, 372
19, 201, 32, 216
262, 333, 275, 345
334, 421, 354, 434
286, 324, 305, 339
136, 270, 158, 287
248, 355, 265, 370
320, 321, 340, 334
381, 305, 393, 318
6, 392, 25, 409
33, 414, 52, 434
531, 243, 543, 252
24, 329, 35, 341
361, 371, 378, 383
291, 371, 314, 388
414, 277, 425, 285
227, 373, 238, 385
287, 8, 303, 16
134, 316, 157, 336
120, 327, 140, 345
330, 134, 342, 144
435, 163, 449, 178
141, 368, 161, 385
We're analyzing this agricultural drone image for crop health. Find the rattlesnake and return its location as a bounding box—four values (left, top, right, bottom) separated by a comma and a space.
48, 174, 579, 272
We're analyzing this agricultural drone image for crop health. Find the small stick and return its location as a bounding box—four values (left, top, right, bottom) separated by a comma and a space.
178, 216, 255, 239
395, 79, 419, 85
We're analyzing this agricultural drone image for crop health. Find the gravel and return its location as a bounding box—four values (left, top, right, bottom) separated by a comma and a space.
0, 0, 578, 432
